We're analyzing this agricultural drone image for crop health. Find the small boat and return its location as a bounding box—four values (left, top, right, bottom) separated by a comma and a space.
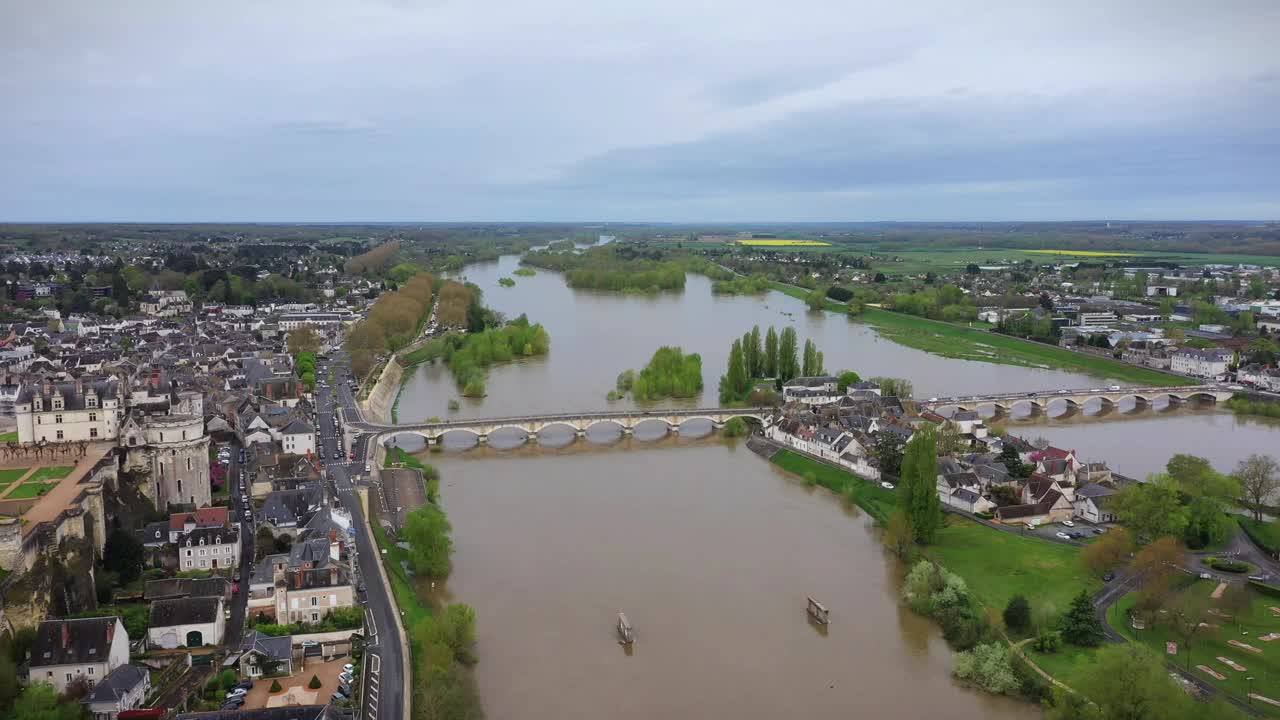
617, 611, 635, 644
807, 596, 830, 625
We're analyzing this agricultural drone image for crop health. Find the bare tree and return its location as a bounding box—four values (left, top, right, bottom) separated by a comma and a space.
1164, 591, 1218, 670
1235, 454, 1280, 521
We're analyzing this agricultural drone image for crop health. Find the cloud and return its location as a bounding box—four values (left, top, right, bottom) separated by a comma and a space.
1, 0, 1278, 220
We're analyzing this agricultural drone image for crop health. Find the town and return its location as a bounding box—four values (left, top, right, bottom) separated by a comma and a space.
0, 223, 1279, 720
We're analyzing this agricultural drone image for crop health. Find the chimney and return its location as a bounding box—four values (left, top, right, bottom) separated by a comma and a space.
43, 378, 53, 396
74, 377, 83, 396
106, 620, 115, 644
293, 570, 303, 590
61, 622, 70, 649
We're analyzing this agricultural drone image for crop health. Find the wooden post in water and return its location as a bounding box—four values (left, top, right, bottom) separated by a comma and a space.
617, 611, 635, 644
807, 596, 830, 625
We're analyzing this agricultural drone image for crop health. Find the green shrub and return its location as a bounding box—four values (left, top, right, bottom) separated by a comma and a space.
270, 679, 282, 693
802, 471, 817, 487
308, 675, 322, 689
1031, 630, 1062, 653
1205, 557, 1251, 573
1002, 595, 1031, 634
952, 642, 1019, 695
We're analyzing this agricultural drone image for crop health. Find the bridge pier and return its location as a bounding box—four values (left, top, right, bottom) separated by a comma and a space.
575, 429, 587, 438
621, 426, 634, 435
526, 433, 538, 443
476, 434, 488, 444
712, 422, 725, 430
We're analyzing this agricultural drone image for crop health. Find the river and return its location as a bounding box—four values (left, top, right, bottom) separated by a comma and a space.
431, 437, 1033, 720
398, 253, 1280, 718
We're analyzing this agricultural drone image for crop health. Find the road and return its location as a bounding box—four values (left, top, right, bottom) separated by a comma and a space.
225, 438, 252, 648
317, 352, 403, 720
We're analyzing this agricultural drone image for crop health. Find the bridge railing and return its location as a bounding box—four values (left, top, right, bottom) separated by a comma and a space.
366, 407, 775, 431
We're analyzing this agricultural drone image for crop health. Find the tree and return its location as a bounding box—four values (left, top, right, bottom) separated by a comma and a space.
801, 339, 817, 377
1048, 644, 1212, 720
0, 655, 19, 714
1081, 527, 1133, 577
1234, 454, 1280, 521
882, 509, 915, 559
309, 675, 322, 689
898, 427, 941, 544
871, 376, 913, 400
438, 603, 478, 664
834, 371, 860, 394
763, 327, 779, 378
1111, 477, 1188, 542
805, 288, 826, 311
11, 683, 82, 720
1164, 591, 1217, 670
1131, 536, 1185, 600
403, 504, 454, 578
934, 421, 965, 457
718, 339, 748, 404
747, 326, 762, 377
270, 679, 283, 693
778, 328, 799, 381
874, 432, 905, 477
1002, 595, 1031, 634
1058, 588, 1104, 646
103, 529, 145, 584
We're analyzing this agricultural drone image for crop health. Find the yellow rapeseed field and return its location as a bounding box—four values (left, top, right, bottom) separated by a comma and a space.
736, 239, 831, 247
1025, 249, 1136, 257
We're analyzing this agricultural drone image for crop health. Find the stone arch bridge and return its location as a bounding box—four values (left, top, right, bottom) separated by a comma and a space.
920, 384, 1234, 417
364, 407, 773, 445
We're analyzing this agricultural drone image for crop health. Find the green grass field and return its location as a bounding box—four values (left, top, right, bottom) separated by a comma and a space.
6, 481, 58, 499
769, 449, 896, 523
0, 431, 18, 442
0, 468, 30, 485
371, 521, 433, 631
1111, 583, 1280, 714
836, 246, 1280, 276
26, 465, 74, 482
769, 281, 1193, 385
928, 516, 1101, 614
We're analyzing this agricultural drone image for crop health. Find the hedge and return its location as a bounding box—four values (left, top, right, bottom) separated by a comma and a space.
1249, 580, 1280, 598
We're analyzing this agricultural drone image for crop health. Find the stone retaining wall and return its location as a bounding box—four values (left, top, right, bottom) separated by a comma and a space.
360, 360, 404, 425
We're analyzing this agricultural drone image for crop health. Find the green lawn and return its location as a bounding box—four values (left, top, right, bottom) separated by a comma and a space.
6, 482, 58, 499
836, 246, 1280, 276
1112, 583, 1280, 715
1241, 517, 1280, 555
928, 516, 1101, 614
26, 466, 74, 482
768, 449, 896, 523
371, 521, 433, 631
770, 280, 1193, 386
0, 431, 18, 442
1025, 641, 1102, 691
0, 468, 30, 484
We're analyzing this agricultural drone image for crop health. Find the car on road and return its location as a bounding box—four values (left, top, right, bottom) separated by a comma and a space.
1061, 520, 1074, 527
1103, 572, 1115, 582
349, 452, 357, 460
1108, 385, 1121, 391
1249, 575, 1268, 582
1055, 532, 1071, 539
319, 449, 325, 460
301, 640, 319, 648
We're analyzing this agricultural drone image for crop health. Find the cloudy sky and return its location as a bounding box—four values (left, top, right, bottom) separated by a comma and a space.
2, 0, 1278, 221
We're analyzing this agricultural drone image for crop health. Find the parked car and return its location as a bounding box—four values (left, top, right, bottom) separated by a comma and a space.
1055, 532, 1071, 539
301, 640, 319, 648
343, 664, 356, 674
1248, 575, 1268, 582
226, 688, 247, 699
1092, 528, 1105, 535
1062, 520, 1075, 528
234, 679, 254, 691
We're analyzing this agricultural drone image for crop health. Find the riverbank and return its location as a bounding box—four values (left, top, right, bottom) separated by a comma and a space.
360, 359, 404, 425
372, 452, 483, 720
768, 281, 1193, 386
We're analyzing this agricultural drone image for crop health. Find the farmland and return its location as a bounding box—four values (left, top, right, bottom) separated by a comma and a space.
736, 239, 831, 247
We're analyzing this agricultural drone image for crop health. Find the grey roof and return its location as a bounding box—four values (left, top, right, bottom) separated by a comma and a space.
150, 596, 221, 628
241, 631, 293, 662
177, 525, 240, 548
17, 377, 119, 407
32, 617, 122, 667
784, 375, 838, 387
1076, 483, 1116, 499
82, 664, 148, 705
281, 418, 314, 435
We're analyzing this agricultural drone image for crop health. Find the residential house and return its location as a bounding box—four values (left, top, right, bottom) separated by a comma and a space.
176, 525, 241, 571
280, 418, 316, 456
28, 617, 130, 694
1238, 363, 1280, 392
1171, 347, 1233, 379
148, 596, 225, 648
1073, 483, 1118, 524
239, 631, 294, 678
81, 665, 151, 720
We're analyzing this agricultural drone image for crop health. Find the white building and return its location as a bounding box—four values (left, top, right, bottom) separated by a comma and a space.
148, 596, 225, 648
177, 526, 241, 571
279, 313, 344, 331
15, 378, 121, 444
280, 418, 316, 456
1238, 364, 1280, 392
81, 665, 151, 720
28, 617, 130, 694
1170, 348, 1233, 379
